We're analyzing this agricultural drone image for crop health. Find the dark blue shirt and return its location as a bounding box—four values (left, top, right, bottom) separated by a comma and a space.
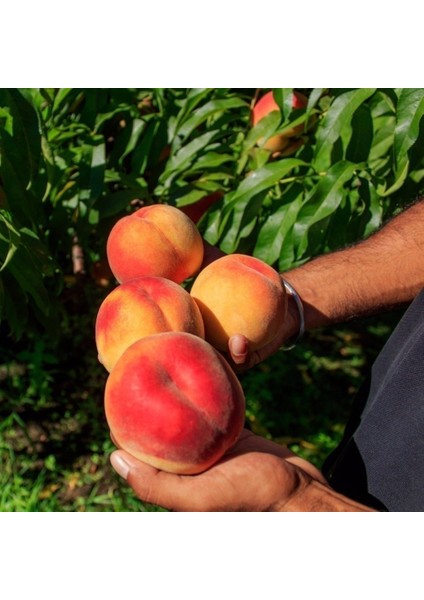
323, 289, 424, 511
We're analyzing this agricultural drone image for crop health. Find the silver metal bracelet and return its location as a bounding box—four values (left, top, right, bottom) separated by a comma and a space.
282, 279, 305, 350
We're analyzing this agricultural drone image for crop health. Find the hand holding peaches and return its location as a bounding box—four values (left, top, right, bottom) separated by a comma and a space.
190, 253, 287, 351
190, 251, 301, 370
96, 202, 298, 480
110, 428, 328, 511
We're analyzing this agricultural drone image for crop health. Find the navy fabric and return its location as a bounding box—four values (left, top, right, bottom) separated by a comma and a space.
323, 289, 424, 511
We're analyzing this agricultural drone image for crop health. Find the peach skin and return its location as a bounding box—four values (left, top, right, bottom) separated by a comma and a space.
105, 332, 246, 475
95, 276, 205, 372
106, 204, 204, 284
190, 254, 287, 352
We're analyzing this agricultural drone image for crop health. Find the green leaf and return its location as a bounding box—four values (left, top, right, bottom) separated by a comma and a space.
394, 89, 424, 156
161, 130, 220, 185
130, 118, 162, 174
75, 136, 106, 204
307, 88, 326, 111
359, 179, 384, 237
380, 160, 410, 197
177, 97, 248, 141
0, 90, 47, 226
216, 159, 306, 253
369, 114, 395, 163
51, 88, 83, 120
243, 111, 281, 151
253, 184, 304, 266
183, 151, 235, 173
119, 118, 146, 163
174, 188, 210, 207
294, 160, 360, 259
93, 190, 145, 219
7, 243, 51, 315
393, 88, 424, 177
313, 88, 377, 171
0, 89, 42, 185
273, 89, 296, 121
168, 89, 213, 141
0, 211, 21, 271
262, 89, 319, 141
346, 104, 374, 163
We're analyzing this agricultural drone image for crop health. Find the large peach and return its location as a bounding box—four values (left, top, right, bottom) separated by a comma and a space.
190, 254, 287, 351
95, 276, 205, 372
105, 332, 245, 474
106, 204, 204, 284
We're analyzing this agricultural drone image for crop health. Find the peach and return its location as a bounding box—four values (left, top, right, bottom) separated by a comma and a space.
95, 276, 205, 372
105, 332, 245, 474
106, 204, 204, 284
190, 254, 287, 351
251, 90, 310, 153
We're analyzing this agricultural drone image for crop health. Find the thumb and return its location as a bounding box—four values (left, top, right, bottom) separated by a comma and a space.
228, 334, 249, 365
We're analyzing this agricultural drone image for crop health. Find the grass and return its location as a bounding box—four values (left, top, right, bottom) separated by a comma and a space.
0, 277, 402, 511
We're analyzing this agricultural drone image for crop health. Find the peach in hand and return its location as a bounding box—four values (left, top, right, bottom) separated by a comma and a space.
190, 254, 287, 352
105, 332, 246, 475
106, 204, 204, 284
95, 276, 205, 372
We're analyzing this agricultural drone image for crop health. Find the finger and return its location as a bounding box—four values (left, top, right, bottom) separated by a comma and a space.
228, 429, 297, 460
285, 456, 328, 484
110, 450, 203, 511
228, 334, 249, 365
228, 334, 283, 371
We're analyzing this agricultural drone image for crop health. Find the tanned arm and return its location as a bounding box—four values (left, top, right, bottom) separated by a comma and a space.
284, 199, 424, 333
229, 198, 424, 365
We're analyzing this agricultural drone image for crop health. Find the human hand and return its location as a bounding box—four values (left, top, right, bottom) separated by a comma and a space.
200, 240, 301, 371
110, 429, 328, 512
227, 296, 298, 371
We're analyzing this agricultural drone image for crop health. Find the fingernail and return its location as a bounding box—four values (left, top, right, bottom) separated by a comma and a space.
232, 353, 247, 365
110, 452, 130, 480
230, 336, 247, 358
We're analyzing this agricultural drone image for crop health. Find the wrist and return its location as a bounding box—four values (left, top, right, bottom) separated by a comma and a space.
282, 270, 334, 332
276, 476, 376, 512
279, 276, 303, 340
281, 278, 305, 348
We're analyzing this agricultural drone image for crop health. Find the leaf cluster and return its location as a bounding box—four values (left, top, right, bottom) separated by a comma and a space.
1, 88, 424, 338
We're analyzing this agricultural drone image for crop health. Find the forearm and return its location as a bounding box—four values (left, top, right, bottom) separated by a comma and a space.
284, 199, 424, 331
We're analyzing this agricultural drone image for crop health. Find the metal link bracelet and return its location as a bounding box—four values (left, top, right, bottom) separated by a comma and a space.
282, 279, 305, 350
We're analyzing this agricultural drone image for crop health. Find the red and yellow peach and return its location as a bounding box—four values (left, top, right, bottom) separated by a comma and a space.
95, 276, 205, 372
106, 204, 204, 284
190, 254, 287, 352
105, 332, 246, 474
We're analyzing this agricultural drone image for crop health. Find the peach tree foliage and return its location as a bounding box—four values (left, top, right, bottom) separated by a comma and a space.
0, 88, 424, 339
